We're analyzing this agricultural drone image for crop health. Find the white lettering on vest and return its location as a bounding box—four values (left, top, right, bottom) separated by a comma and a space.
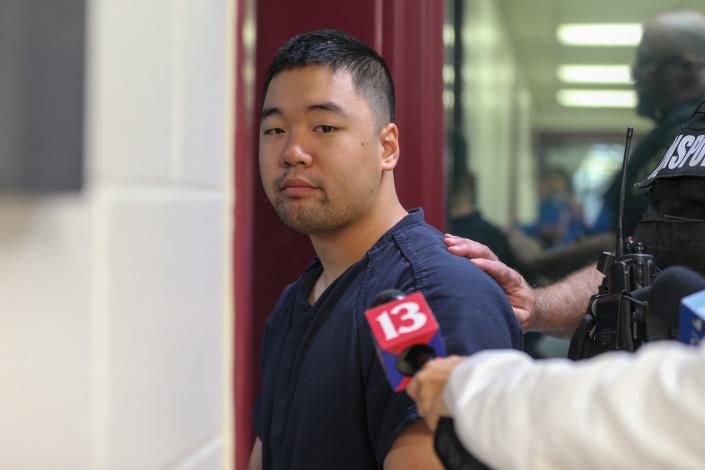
649, 135, 682, 179
696, 140, 705, 166
669, 135, 695, 169
680, 135, 705, 168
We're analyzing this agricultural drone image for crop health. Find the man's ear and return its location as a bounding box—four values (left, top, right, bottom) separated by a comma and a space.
379, 123, 400, 171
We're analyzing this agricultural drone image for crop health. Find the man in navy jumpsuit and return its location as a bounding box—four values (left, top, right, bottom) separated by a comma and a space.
250, 30, 521, 470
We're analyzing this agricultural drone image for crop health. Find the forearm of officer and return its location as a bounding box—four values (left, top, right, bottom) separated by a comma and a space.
533, 265, 602, 337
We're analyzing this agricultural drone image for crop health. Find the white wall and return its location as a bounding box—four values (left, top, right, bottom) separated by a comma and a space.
0, 0, 233, 469
462, 0, 537, 226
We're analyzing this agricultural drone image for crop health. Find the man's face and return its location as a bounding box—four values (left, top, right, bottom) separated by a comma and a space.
259, 65, 386, 235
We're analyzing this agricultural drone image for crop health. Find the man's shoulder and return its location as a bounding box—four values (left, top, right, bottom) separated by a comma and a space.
395, 220, 493, 282
390, 219, 522, 350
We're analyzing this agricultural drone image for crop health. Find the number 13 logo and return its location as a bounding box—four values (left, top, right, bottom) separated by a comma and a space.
375, 301, 428, 341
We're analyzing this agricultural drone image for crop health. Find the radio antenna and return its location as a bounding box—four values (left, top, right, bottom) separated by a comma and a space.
616, 127, 634, 258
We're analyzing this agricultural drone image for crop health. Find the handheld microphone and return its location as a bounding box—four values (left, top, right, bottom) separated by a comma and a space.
365, 289, 447, 391
647, 266, 705, 344
365, 290, 489, 470
679, 291, 705, 345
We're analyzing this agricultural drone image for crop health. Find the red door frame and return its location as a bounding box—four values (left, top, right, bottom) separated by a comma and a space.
234, 2, 445, 468
233, 0, 256, 467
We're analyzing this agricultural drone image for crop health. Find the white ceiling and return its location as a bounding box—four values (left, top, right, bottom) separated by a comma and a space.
496, 0, 705, 133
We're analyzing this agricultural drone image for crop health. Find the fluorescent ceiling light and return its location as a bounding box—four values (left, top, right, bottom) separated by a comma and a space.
556, 89, 636, 108
558, 65, 632, 84
557, 24, 642, 46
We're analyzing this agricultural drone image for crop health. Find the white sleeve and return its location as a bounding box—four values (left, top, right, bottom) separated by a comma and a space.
443, 340, 705, 470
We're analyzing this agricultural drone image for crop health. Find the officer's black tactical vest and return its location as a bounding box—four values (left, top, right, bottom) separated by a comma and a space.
636, 97, 705, 276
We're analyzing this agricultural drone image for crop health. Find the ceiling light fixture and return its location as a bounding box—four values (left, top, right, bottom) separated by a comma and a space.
557, 65, 633, 84
556, 89, 636, 108
557, 24, 642, 46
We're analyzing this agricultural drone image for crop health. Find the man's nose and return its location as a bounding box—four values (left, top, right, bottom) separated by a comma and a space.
281, 134, 313, 167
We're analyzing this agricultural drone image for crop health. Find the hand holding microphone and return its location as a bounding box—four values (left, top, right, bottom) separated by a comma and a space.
406, 356, 465, 431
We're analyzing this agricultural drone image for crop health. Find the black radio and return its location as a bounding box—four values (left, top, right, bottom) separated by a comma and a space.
568, 128, 667, 359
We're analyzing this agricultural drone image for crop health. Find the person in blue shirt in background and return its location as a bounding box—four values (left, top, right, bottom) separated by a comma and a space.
529, 169, 587, 248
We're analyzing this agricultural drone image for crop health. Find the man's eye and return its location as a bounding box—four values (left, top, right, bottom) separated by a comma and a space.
263, 128, 285, 135
314, 125, 337, 133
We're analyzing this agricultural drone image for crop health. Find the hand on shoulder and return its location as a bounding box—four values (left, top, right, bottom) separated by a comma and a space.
444, 234, 536, 332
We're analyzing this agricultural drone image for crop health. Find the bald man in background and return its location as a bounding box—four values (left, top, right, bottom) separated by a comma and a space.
594, 9, 705, 235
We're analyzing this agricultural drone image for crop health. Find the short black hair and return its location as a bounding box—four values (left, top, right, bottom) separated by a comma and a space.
264, 29, 396, 125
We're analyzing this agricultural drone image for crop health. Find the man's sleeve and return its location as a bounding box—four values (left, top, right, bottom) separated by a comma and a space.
359, 259, 520, 465
358, 269, 425, 465
363, 347, 421, 466
424, 258, 522, 354
445, 341, 705, 470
